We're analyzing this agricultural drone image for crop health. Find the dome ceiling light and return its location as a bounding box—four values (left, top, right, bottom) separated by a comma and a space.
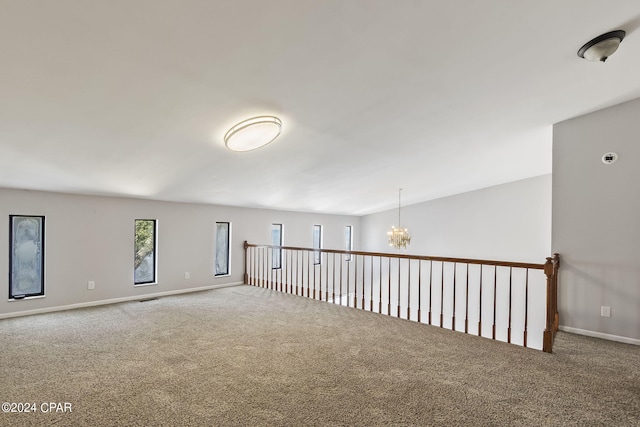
577, 30, 626, 62
224, 116, 282, 152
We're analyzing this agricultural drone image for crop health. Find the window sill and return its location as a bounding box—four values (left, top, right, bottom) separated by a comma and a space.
8, 295, 46, 302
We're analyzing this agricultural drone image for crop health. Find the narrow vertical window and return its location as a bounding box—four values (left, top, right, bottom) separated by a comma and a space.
345, 225, 353, 262
9, 215, 45, 299
313, 225, 322, 264
272, 223, 283, 269
134, 219, 157, 285
215, 222, 230, 276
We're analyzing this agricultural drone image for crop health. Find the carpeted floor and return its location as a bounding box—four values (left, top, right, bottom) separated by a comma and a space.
0, 285, 638, 426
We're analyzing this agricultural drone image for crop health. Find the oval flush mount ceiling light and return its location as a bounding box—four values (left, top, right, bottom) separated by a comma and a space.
578, 30, 625, 62
224, 116, 282, 152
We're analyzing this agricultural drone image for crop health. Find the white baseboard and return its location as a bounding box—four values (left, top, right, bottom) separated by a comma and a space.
0, 282, 244, 320
559, 325, 640, 346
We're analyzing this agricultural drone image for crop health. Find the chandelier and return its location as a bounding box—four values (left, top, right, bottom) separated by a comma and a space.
387, 188, 411, 249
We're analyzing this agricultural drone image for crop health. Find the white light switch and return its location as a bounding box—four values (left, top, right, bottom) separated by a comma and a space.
88, 281, 95, 290
184, 272, 190, 279
601, 306, 611, 317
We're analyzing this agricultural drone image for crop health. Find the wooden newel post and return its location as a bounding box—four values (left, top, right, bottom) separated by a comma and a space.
551, 254, 560, 333
243, 241, 249, 285
542, 254, 559, 353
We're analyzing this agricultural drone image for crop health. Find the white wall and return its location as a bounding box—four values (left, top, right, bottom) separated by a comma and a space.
553, 97, 640, 343
361, 175, 552, 264
0, 188, 359, 318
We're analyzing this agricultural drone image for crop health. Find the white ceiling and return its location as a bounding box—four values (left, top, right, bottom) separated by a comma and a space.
1, 1, 640, 215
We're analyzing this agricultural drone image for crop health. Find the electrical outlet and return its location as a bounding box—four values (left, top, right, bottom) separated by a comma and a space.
88, 281, 95, 290
601, 306, 611, 317
184, 272, 190, 279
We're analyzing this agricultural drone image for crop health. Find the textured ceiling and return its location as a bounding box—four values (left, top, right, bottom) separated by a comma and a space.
1, 1, 640, 215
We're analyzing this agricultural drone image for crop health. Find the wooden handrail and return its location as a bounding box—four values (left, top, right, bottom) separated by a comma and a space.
244, 243, 546, 270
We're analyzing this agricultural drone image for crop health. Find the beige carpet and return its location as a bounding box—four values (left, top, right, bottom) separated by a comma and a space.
0, 285, 638, 426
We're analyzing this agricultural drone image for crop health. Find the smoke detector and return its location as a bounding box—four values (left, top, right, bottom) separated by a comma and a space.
601, 152, 618, 165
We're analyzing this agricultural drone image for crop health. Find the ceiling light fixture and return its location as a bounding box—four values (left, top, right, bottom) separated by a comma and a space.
224, 116, 282, 152
577, 30, 625, 62
387, 188, 411, 250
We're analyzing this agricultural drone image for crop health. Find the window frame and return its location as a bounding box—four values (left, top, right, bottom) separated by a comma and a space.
214, 221, 231, 277
345, 225, 353, 262
134, 219, 158, 286
9, 215, 46, 300
313, 224, 323, 265
272, 223, 283, 270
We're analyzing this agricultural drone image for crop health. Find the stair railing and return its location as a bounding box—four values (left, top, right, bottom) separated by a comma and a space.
244, 242, 559, 353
